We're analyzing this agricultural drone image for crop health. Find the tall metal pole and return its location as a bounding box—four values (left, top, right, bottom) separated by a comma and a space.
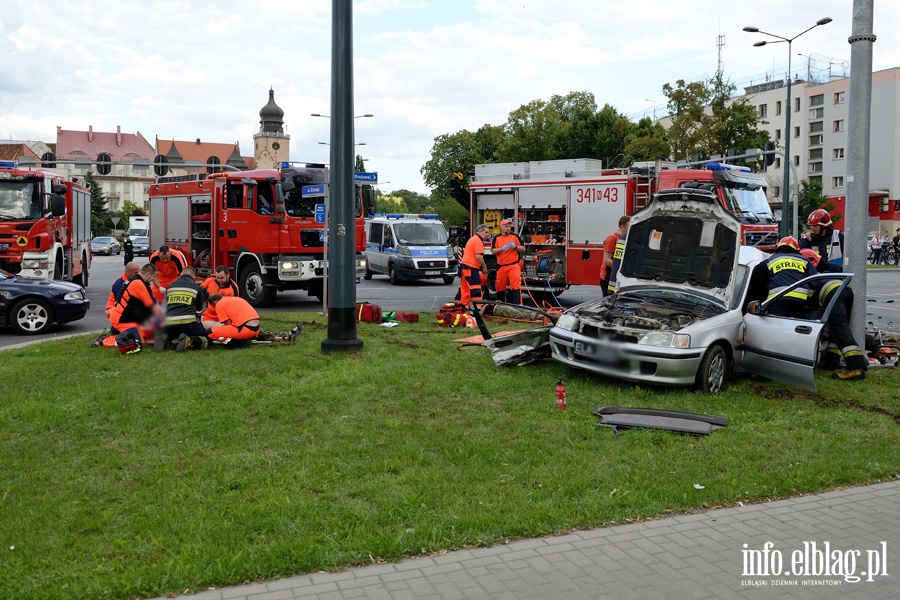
321, 0, 363, 353
782, 48, 793, 237
845, 0, 876, 344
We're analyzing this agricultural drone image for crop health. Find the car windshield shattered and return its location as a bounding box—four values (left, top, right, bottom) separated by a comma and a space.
394, 223, 447, 245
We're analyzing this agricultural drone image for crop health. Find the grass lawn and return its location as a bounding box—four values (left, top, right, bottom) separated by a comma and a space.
2, 313, 898, 599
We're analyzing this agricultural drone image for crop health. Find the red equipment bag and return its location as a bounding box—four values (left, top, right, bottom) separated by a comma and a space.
356, 302, 383, 323
436, 301, 469, 327
394, 312, 419, 323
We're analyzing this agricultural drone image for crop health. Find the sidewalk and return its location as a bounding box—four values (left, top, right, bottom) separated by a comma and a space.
154, 480, 898, 600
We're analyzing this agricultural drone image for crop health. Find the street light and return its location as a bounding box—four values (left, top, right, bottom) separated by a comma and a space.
644, 98, 657, 120
311, 113, 374, 118
744, 17, 832, 236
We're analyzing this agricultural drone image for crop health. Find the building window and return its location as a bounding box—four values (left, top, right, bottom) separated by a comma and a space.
809, 175, 823, 184
833, 176, 845, 188
774, 157, 781, 169
834, 91, 846, 104
143, 183, 150, 194
795, 97, 801, 112
794, 126, 801, 138
775, 129, 782, 140
809, 121, 824, 133
833, 119, 845, 132
809, 162, 823, 173
810, 94, 824, 107
809, 134, 823, 146
809, 108, 824, 119
758, 104, 768, 118
809, 148, 823, 160
776, 100, 782, 115
794, 156, 800, 166
833, 148, 845, 160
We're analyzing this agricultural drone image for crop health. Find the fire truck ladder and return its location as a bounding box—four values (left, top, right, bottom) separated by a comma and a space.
633, 177, 653, 210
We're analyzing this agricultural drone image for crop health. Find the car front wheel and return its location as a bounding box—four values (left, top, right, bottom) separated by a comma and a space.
11, 298, 53, 335
696, 343, 729, 394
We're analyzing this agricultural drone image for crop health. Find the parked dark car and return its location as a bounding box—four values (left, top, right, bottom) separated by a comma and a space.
132, 236, 150, 256
0, 269, 90, 334
91, 236, 121, 255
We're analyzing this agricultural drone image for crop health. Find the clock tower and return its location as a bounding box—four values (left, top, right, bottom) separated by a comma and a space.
253, 88, 290, 169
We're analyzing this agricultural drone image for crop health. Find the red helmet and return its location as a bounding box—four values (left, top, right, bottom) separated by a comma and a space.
807, 208, 832, 227
799, 248, 820, 267
777, 236, 799, 251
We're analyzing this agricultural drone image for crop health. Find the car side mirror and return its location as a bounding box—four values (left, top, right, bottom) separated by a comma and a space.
747, 300, 762, 315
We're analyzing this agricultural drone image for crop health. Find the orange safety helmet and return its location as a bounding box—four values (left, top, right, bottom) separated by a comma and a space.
777, 236, 799, 251
799, 248, 820, 267
807, 208, 833, 227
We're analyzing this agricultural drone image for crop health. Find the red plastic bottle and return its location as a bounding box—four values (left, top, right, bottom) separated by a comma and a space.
555, 378, 566, 410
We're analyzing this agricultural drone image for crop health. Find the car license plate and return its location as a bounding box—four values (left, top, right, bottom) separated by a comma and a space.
425, 270, 439, 276
574, 340, 620, 364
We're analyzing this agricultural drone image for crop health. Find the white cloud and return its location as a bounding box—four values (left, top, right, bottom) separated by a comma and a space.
0, 0, 896, 193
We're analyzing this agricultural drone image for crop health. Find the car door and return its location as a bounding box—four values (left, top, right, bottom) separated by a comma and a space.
741, 273, 852, 392
367, 223, 384, 273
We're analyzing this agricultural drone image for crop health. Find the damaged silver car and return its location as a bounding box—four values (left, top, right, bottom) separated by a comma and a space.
549, 188, 851, 393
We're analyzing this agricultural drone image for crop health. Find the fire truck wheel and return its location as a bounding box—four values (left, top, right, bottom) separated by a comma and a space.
388, 262, 401, 285
53, 254, 63, 281
239, 263, 276, 308
73, 253, 89, 288
10, 298, 53, 335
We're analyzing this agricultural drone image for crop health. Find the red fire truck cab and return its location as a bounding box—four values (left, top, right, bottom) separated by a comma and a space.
149, 164, 368, 307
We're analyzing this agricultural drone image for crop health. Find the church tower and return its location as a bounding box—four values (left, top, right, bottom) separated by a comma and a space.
253, 88, 290, 169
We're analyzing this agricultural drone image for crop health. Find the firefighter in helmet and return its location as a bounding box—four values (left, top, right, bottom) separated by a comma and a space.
748, 236, 817, 318
800, 208, 844, 268
798, 248, 867, 380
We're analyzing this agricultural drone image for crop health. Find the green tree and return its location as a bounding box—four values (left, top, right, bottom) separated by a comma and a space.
706, 73, 770, 163
623, 117, 669, 160
594, 104, 634, 166
549, 91, 600, 160
798, 179, 838, 226
421, 126, 502, 192
662, 79, 712, 161
113, 201, 146, 226
84, 170, 112, 235
497, 99, 561, 162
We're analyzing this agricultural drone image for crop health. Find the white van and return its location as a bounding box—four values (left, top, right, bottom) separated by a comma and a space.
364, 214, 457, 285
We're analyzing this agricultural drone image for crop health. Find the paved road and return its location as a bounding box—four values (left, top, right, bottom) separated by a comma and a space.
2, 256, 898, 349
152, 479, 899, 600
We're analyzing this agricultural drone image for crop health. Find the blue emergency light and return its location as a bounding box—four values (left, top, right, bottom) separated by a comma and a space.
706, 162, 751, 172
0, 160, 18, 169
383, 213, 439, 219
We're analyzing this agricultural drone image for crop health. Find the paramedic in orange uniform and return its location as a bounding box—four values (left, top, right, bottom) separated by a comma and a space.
105, 262, 140, 325
108, 263, 162, 343
149, 245, 187, 298
206, 293, 261, 347
491, 218, 524, 304
201, 265, 239, 327
458, 224, 490, 306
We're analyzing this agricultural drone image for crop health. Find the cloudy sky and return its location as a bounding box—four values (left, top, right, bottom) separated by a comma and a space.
1, 0, 895, 194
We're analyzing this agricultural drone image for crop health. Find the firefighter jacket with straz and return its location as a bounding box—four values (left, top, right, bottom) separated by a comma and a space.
752, 247, 817, 302
164, 274, 208, 325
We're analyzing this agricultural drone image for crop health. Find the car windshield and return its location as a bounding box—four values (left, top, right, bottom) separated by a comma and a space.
93, 238, 110, 243
394, 222, 448, 245
0, 180, 43, 221
134, 237, 148, 244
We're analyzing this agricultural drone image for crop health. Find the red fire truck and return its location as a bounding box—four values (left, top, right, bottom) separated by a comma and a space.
148, 163, 369, 307
459, 158, 778, 294
0, 160, 92, 286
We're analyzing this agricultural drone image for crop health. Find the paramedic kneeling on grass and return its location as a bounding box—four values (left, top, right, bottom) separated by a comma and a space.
458, 224, 490, 306
206, 293, 261, 348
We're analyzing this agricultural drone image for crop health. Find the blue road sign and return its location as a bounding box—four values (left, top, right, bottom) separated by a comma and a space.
302, 184, 326, 197
354, 172, 378, 183
315, 203, 326, 213
315, 213, 325, 223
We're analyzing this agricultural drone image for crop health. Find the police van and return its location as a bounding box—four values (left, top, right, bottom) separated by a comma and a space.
364, 214, 457, 285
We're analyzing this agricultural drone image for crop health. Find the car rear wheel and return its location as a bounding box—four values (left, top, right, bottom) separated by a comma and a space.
696, 344, 729, 394
10, 298, 53, 335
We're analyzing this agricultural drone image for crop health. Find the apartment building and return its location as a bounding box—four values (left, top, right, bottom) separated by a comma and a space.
746, 67, 900, 234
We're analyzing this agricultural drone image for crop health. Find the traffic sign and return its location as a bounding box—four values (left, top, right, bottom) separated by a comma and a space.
315, 204, 326, 213
354, 172, 378, 183
302, 184, 326, 197
315, 213, 325, 223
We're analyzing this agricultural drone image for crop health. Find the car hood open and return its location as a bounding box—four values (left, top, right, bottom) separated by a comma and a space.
616, 188, 742, 308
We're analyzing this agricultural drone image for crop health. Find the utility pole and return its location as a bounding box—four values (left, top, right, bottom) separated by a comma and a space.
845, 0, 876, 344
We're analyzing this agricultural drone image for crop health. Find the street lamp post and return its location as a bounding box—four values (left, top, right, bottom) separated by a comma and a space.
644, 98, 657, 120
744, 17, 832, 237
